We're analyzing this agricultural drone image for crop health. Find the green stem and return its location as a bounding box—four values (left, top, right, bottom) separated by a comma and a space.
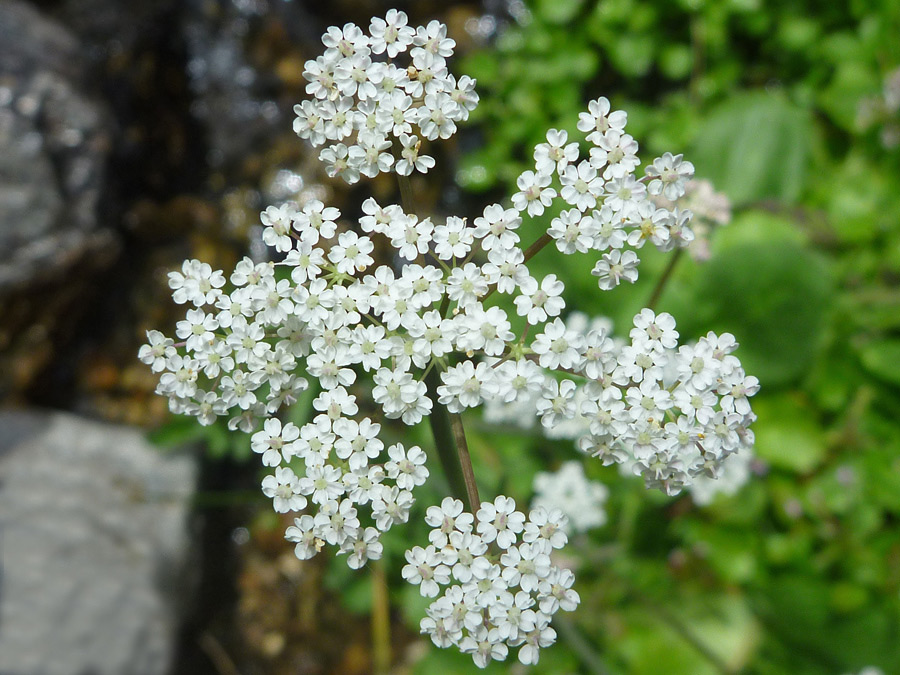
371, 559, 391, 675
398, 173, 415, 213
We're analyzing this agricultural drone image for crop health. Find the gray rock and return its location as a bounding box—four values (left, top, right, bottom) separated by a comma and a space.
0, 0, 115, 292
0, 410, 198, 675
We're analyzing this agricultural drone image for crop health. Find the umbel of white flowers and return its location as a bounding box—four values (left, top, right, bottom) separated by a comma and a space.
140, 10, 757, 668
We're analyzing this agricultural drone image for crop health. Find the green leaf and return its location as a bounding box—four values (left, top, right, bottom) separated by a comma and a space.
858, 339, 900, 387
321, 558, 372, 615
681, 237, 833, 387
399, 581, 432, 631
147, 415, 206, 447
536, 0, 585, 24
660, 44, 693, 80
752, 394, 827, 473
608, 34, 655, 77
689, 91, 815, 205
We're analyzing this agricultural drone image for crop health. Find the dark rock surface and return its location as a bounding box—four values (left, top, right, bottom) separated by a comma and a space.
0, 0, 114, 291
0, 409, 198, 675
0, 1, 116, 399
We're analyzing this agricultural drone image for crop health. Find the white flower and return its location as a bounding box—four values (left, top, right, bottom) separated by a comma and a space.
385, 443, 429, 490
251, 418, 300, 467
425, 497, 474, 547
455, 305, 514, 357
262, 466, 307, 513
531, 319, 584, 371
592, 248, 640, 289
630, 308, 679, 350
476, 496, 525, 549
369, 9, 415, 57
594, 128, 640, 179
371, 485, 414, 531
646, 152, 694, 201
560, 160, 604, 211
577, 96, 627, 144
139, 330, 175, 372
548, 208, 598, 255
396, 133, 435, 175
473, 203, 521, 251
403, 545, 451, 597
327, 230, 374, 275
433, 215, 474, 260
534, 128, 579, 175
438, 361, 498, 412
536, 378, 578, 429
145, 19, 758, 666
300, 463, 345, 504
344, 526, 384, 568
511, 170, 557, 217
261, 203, 299, 252
514, 274, 565, 324
445, 262, 487, 308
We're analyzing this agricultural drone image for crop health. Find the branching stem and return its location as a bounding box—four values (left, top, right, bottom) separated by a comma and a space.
424, 367, 480, 512
396, 174, 482, 512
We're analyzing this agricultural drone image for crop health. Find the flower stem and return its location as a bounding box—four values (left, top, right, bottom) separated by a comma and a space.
397, 172, 481, 512
523, 231, 553, 264
646, 247, 683, 311
449, 410, 481, 509
398, 174, 415, 213
424, 366, 481, 512
371, 558, 391, 675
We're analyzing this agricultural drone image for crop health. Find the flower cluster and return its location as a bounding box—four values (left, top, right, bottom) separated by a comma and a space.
532, 461, 608, 533
140, 11, 759, 669
294, 10, 477, 182
689, 447, 753, 506
407, 497, 578, 667
483, 309, 758, 495
650, 178, 731, 261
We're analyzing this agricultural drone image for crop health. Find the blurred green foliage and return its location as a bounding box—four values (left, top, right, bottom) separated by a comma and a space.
447, 0, 900, 672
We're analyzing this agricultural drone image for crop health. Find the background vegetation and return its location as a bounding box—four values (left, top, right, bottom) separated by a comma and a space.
440, 1, 900, 672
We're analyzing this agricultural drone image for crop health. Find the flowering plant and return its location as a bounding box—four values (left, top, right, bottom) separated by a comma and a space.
140, 10, 757, 668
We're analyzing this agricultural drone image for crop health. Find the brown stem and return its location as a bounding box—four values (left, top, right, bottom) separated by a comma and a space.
449, 411, 481, 510
523, 231, 553, 264
424, 366, 477, 511
646, 248, 683, 311
397, 174, 480, 511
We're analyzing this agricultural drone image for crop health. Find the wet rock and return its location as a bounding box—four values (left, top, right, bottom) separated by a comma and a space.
0, 0, 114, 291
0, 1, 116, 399
0, 409, 198, 675
181, 0, 290, 173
